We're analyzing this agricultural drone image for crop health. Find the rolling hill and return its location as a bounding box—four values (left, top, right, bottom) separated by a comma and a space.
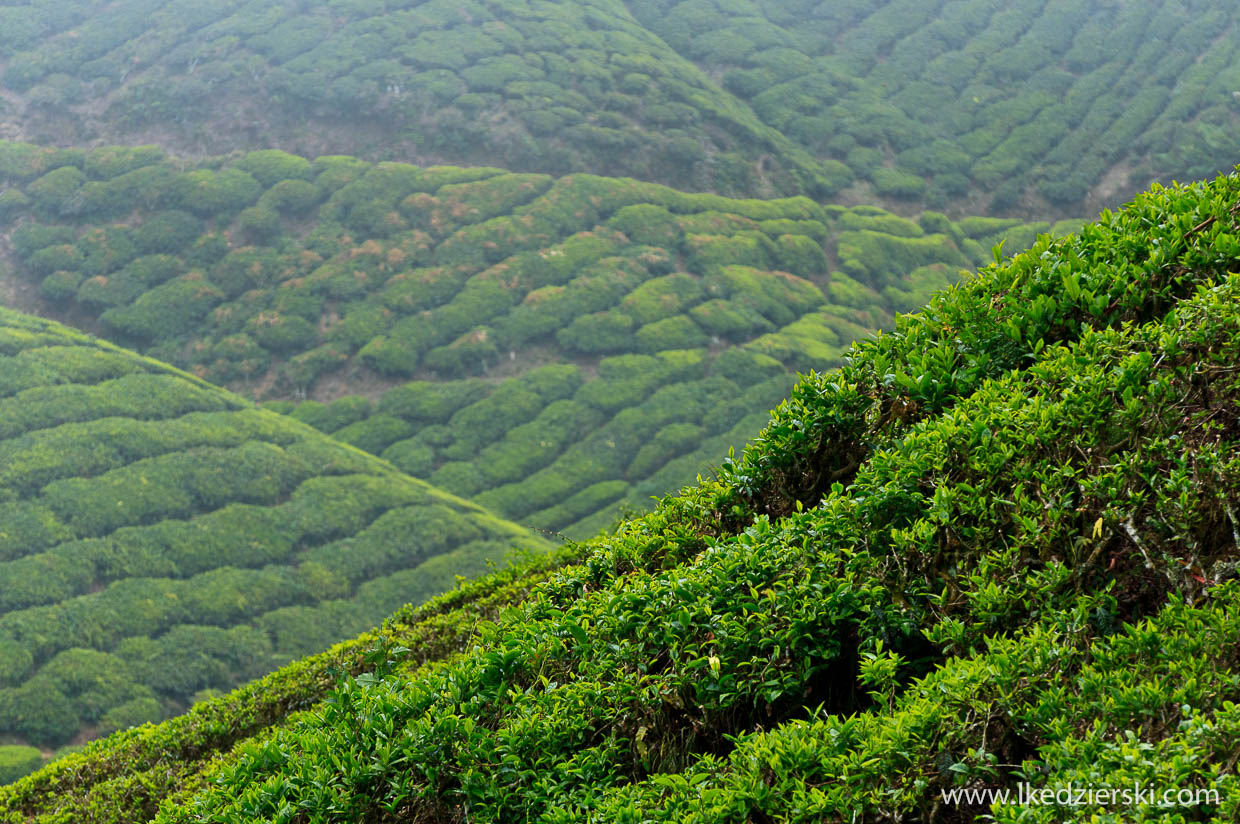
0, 140, 1080, 535
2, 0, 1239, 213
3, 168, 1238, 823
0, 305, 550, 772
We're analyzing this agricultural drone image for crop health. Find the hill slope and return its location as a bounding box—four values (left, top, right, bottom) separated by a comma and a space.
4, 171, 1238, 823
628, 0, 1240, 214
0, 306, 549, 766
0, 0, 831, 197
2, 1, 1238, 213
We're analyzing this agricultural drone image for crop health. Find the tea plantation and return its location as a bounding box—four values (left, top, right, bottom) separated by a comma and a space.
0, 141, 1080, 535
0, 0, 827, 197
627, 0, 1240, 212
3, 0, 1239, 212
0, 306, 549, 771
3, 169, 1237, 823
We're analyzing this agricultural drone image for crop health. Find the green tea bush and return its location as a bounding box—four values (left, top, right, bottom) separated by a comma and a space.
11, 223, 76, 258
708, 347, 786, 387
26, 166, 85, 217
0, 680, 78, 747
377, 379, 491, 424
619, 273, 703, 325
626, 422, 705, 478
525, 480, 630, 531
25, 244, 82, 277
423, 328, 501, 377
332, 414, 414, 456
607, 203, 683, 247
97, 697, 161, 736
634, 315, 708, 353
235, 150, 313, 188
380, 438, 435, 477
689, 298, 774, 339
168, 169, 262, 218
0, 640, 31, 688
132, 211, 203, 255
555, 310, 636, 355
0, 747, 42, 786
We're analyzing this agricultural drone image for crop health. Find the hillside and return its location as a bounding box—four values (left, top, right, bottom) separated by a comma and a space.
628, 0, 1240, 213
0, 140, 1080, 534
1, 1, 1239, 213
0, 0, 830, 198
0, 305, 549, 773
4, 170, 1238, 822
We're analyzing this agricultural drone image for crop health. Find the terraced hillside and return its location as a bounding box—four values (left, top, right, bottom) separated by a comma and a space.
0, 306, 549, 772
0, 0, 830, 197
0, 140, 1078, 535
2, 0, 1238, 213
629, 0, 1240, 213
4, 171, 1238, 823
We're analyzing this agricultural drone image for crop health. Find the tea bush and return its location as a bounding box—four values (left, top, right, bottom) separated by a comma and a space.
0, 748, 41, 787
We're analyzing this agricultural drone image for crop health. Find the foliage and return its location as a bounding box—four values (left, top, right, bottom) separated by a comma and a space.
0, 749, 41, 786
5, 172, 1238, 822
3, 0, 1220, 214
0, 307, 550, 752
0, 144, 1059, 415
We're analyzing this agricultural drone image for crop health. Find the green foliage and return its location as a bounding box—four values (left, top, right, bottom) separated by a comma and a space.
235, 150, 313, 188
132, 211, 202, 255
555, 311, 636, 355
5, 171, 1240, 824
0, 747, 42, 786
333, 415, 414, 456
634, 315, 707, 353
98, 697, 162, 736
0, 306, 551, 752
0, 146, 1046, 408
0, 640, 31, 688
168, 169, 262, 218
619, 274, 703, 325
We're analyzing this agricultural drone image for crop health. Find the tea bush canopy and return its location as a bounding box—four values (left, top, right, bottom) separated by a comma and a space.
0, 307, 549, 757
4, 170, 1239, 822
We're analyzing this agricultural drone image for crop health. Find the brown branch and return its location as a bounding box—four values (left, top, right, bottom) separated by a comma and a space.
1184, 215, 1216, 239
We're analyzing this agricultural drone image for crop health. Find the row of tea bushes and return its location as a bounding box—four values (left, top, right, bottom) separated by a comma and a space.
0, 0, 827, 196
0, 546, 575, 801
0, 306, 549, 752
627, 0, 1240, 213
3, 0, 1237, 216
275, 351, 797, 536
0, 144, 1072, 400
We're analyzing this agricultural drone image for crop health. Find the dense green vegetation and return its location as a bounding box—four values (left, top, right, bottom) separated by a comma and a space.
628, 0, 1240, 212
0, 141, 1081, 534
2, 1, 1237, 213
4, 170, 1238, 821
0, 306, 549, 772
1, 3, 1237, 815
0, 0, 828, 197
